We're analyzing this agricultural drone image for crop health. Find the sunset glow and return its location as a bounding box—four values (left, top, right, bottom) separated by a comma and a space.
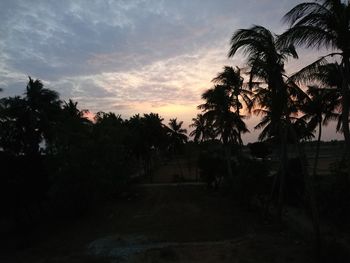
0, 0, 344, 142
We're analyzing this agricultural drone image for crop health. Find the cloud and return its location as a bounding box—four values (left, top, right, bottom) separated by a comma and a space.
1, 0, 342, 142
0, 0, 305, 82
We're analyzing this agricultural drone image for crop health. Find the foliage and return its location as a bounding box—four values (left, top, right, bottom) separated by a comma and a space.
0, 78, 189, 221
229, 158, 271, 206
318, 161, 350, 226
248, 142, 272, 159
189, 114, 215, 143
197, 141, 228, 189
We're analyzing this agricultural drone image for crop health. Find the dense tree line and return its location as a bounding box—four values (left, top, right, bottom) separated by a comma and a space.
0, 78, 187, 223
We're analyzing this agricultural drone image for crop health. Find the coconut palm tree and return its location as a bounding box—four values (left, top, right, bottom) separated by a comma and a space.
189, 114, 215, 143
251, 79, 306, 142
281, 0, 350, 156
290, 61, 343, 132
0, 77, 61, 156
288, 63, 342, 250
24, 77, 61, 155
198, 84, 248, 180
47, 99, 92, 155
228, 25, 298, 218
199, 85, 249, 145
166, 118, 188, 179
301, 86, 339, 178
167, 118, 188, 152
212, 66, 252, 145
62, 99, 89, 120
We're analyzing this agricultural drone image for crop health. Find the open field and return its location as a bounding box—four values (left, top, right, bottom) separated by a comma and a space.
257, 141, 346, 176
303, 142, 345, 175
2, 168, 315, 263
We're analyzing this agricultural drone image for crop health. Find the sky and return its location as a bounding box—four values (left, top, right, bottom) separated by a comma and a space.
0, 0, 344, 143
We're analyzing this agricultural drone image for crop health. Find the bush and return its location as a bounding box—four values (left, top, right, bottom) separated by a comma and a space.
198, 149, 227, 189
317, 160, 350, 227
248, 142, 272, 159
230, 158, 271, 206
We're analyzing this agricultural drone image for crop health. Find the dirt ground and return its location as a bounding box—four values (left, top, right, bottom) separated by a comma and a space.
2, 161, 315, 263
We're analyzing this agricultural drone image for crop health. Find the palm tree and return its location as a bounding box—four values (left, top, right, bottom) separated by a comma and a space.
62, 99, 89, 120
212, 66, 252, 145
198, 84, 248, 180
301, 86, 339, 178
281, 0, 350, 157
166, 118, 188, 179
47, 99, 92, 155
24, 77, 61, 155
285, 73, 340, 255
199, 85, 249, 145
251, 79, 306, 142
189, 114, 215, 143
126, 113, 168, 179
228, 25, 298, 218
167, 118, 188, 149
0, 77, 61, 156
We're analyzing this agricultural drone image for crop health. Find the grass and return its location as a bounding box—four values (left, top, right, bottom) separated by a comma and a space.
2, 159, 317, 263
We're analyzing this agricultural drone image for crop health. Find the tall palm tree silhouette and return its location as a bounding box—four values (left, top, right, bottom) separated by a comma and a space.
47, 99, 91, 155
212, 66, 252, 145
281, 0, 350, 157
166, 118, 188, 179
228, 25, 298, 218
251, 80, 305, 142
24, 77, 61, 155
301, 86, 339, 178
199, 85, 248, 145
199, 84, 247, 180
62, 99, 89, 120
0, 77, 61, 156
167, 118, 188, 149
189, 114, 215, 143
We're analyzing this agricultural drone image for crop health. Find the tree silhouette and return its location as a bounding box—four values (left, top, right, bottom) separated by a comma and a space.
24, 77, 61, 155
301, 86, 339, 178
281, 0, 350, 160
189, 114, 215, 143
0, 77, 61, 156
228, 25, 298, 218
212, 66, 252, 145
47, 99, 91, 155
127, 113, 168, 179
167, 118, 188, 151
166, 118, 188, 179
198, 84, 248, 180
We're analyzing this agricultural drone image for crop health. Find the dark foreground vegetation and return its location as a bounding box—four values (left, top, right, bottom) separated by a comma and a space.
1, 0, 350, 262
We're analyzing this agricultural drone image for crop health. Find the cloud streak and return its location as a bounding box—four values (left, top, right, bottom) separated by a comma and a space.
0, 0, 343, 142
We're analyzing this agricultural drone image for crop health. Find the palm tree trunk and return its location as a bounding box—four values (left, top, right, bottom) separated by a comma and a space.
236, 96, 243, 147
312, 121, 322, 180
277, 124, 288, 221
290, 123, 321, 256
341, 57, 350, 177
223, 137, 234, 182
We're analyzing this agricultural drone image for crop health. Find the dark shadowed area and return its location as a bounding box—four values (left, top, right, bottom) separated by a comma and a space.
1, 0, 350, 262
